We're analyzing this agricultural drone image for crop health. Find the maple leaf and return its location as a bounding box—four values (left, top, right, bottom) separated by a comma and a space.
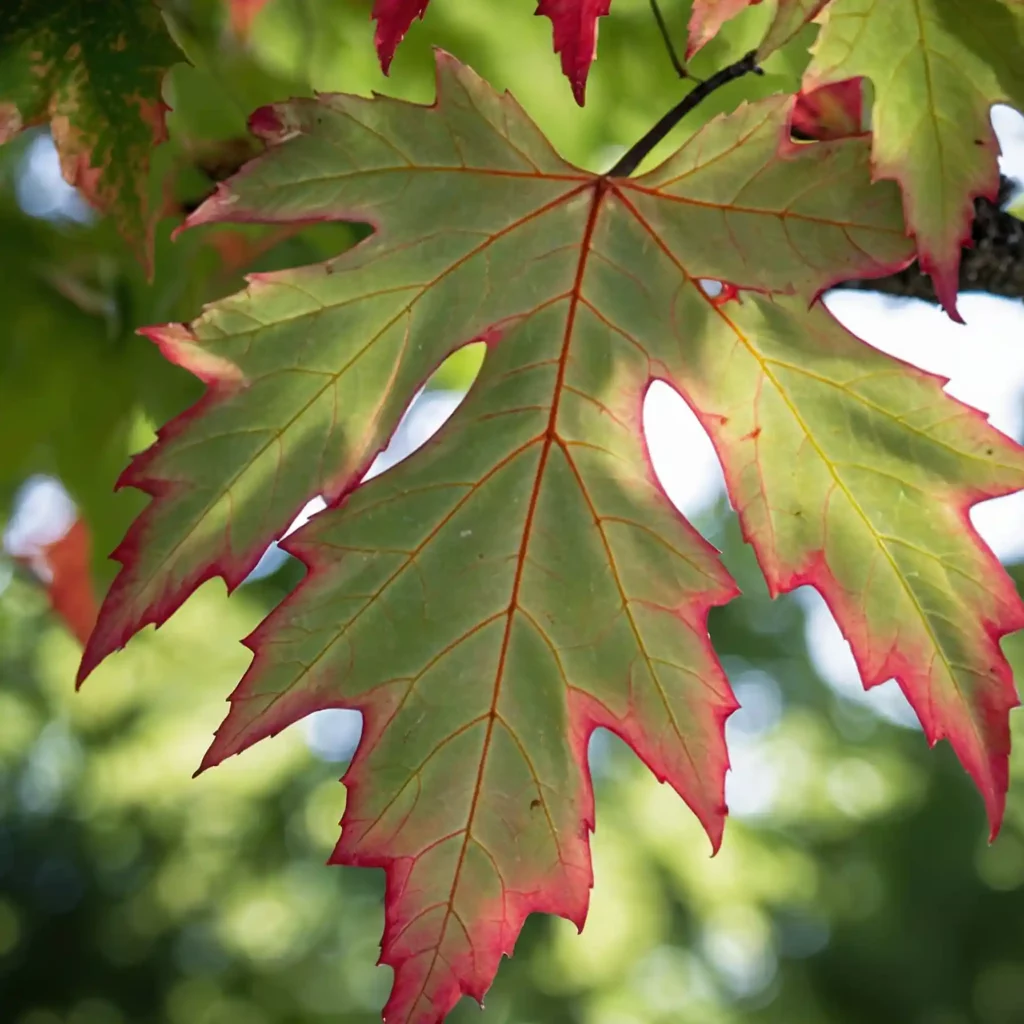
79, 54, 1024, 1023
676, 292, 1024, 832
0, 0, 178, 269
804, 0, 1024, 319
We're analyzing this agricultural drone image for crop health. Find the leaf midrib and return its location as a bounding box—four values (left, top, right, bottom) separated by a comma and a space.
404, 178, 607, 1021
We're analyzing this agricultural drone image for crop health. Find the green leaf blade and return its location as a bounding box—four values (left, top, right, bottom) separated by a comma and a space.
80, 57, 591, 681
628, 97, 913, 295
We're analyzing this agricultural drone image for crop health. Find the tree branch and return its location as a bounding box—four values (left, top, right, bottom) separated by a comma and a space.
836, 177, 1024, 303
607, 50, 762, 178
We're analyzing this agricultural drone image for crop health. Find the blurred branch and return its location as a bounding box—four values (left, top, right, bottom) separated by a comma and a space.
649, 0, 692, 80
837, 176, 1024, 303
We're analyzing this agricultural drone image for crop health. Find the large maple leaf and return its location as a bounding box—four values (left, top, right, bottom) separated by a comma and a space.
804, 0, 1024, 319
0, 0, 178, 268
80, 55, 1024, 1023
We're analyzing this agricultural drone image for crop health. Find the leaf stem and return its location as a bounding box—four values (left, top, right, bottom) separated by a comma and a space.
649, 0, 692, 81
607, 49, 763, 178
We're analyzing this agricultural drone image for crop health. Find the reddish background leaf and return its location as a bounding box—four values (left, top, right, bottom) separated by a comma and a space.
228, 0, 273, 36
0, 0, 179, 269
791, 78, 864, 140
534, 0, 611, 104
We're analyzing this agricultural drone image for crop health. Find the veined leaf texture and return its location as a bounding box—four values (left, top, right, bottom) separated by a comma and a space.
77, 55, 1024, 1024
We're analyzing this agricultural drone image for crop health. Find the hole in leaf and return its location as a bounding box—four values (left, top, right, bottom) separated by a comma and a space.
305, 707, 363, 762
642, 380, 725, 521
697, 279, 724, 298
236, 342, 487, 764
245, 342, 486, 585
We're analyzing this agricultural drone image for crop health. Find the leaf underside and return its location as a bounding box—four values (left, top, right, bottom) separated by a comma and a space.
0, 0, 177, 266
80, 54, 1024, 1024
804, 0, 1024, 318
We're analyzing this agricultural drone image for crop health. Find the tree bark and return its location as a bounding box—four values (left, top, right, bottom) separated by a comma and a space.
838, 177, 1024, 303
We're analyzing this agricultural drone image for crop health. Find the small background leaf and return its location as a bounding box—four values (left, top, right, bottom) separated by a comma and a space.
0, 0, 180, 267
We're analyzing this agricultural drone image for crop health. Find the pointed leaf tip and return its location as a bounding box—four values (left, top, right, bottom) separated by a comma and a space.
372, 0, 431, 73
534, 0, 611, 105
139, 325, 246, 386
370, 0, 611, 100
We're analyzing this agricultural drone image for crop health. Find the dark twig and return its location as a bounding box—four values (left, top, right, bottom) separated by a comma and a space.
607, 49, 762, 178
835, 177, 1024, 303
649, 0, 691, 80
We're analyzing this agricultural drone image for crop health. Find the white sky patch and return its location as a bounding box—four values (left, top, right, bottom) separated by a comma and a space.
246, 389, 463, 582
2, 475, 78, 585
994, 104, 1024, 187
289, 391, 463, 757
786, 290, 1024, 731
644, 381, 726, 519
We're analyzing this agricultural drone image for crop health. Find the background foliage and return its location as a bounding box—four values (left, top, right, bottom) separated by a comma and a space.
3, 1, 1024, 1022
